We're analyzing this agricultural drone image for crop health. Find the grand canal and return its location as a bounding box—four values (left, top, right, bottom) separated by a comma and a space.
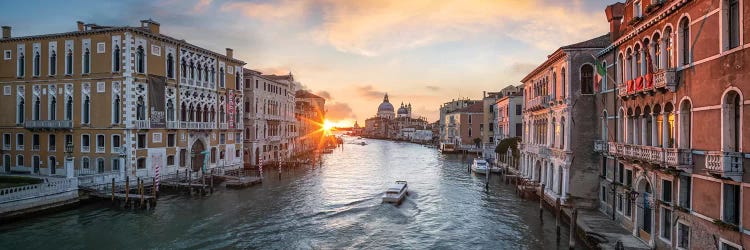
0, 138, 581, 249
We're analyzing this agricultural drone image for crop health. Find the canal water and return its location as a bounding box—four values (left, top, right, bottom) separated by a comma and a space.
0, 138, 582, 249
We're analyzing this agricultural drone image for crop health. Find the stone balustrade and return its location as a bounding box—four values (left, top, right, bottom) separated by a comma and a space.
0, 178, 78, 204
609, 142, 693, 169
24, 120, 73, 129
594, 140, 608, 153
705, 151, 743, 181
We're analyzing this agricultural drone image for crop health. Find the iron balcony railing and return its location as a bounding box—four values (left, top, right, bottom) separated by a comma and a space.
24, 120, 73, 129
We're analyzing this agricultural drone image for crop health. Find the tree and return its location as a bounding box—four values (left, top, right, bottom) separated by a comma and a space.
495, 137, 521, 161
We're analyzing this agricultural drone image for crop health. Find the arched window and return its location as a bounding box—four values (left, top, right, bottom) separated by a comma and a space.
181, 59, 187, 78
83, 48, 90, 74
113, 45, 121, 72
679, 18, 691, 65
17, 155, 24, 167
32, 97, 40, 120
17, 98, 25, 124
33, 51, 40, 76
136, 46, 145, 73
618, 53, 625, 83
551, 118, 556, 147
601, 61, 607, 90
652, 33, 662, 69
180, 102, 186, 122
580, 64, 594, 94
188, 104, 194, 122
560, 117, 566, 149
167, 100, 175, 121
49, 50, 57, 75
210, 66, 216, 83
49, 96, 56, 120
235, 71, 240, 89
17, 52, 25, 77
634, 44, 642, 77
561, 68, 566, 99
197, 64, 203, 81
626, 48, 633, 80
65, 96, 73, 120
210, 108, 215, 122
189, 60, 195, 79
203, 106, 209, 122
723, 91, 741, 152
136, 96, 145, 120
82, 95, 90, 124
725, 0, 740, 49
219, 67, 225, 87
112, 95, 121, 124
166, 53, 174, 78
65, 50, 73, 75
220, 105, 225, 123
617, 109, 624, 142
82, 157, 90, 169
203, 65, 209, 81
679, 100, 691, 149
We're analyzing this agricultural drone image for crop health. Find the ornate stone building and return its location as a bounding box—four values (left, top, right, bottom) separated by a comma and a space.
0, 20, 244, 179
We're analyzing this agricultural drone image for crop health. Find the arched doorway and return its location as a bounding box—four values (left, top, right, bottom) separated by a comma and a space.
636, 178, 653, 241
190, 140, 206, 172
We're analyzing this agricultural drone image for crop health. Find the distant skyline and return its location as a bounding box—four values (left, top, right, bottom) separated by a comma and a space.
0, 0, 618, 127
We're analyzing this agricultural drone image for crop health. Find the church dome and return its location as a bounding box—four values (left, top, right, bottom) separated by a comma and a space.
378, 93, 394, 112
397, 106, 408, 114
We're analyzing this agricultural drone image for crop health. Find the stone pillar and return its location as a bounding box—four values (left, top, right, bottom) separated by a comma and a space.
641, 115, 647, 146
564, 116, 571, 151
561, 167, 569, 201
651, 114, 659, 146
633, 117, 639, 145
662, 112, 669, 148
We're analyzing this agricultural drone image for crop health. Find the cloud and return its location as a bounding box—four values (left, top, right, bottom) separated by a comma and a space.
315, 90, 333, 100
425, 85, 440, 91
326, 102, 356, 120
355, 85, 386, 100
192, 0, 212, 13
220, 0, 311, 22
508, 62, 538, 75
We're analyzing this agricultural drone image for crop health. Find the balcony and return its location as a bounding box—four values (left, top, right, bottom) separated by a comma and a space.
619, 69, 678, 99
609, 142, 693, 170
24, 120, 73, 130
551, 148, 571, 164
134, 120, 150, 129
177, 121, 216, 130
96, 146, 106, 153
218, 123, 228, 129
705, 151, 743, 181
526, 95, 551, 111
167, 121, 179, 129
81, 145, 90, 152
32, 145, 40, 151
653, 68, 677, 91
49, 145, 56, 152
594, 140, 608, 153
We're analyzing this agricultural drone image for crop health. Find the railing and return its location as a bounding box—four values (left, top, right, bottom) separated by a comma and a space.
218, 123, 228, 129
594, 140, 608, 153
81, 146, 90, 152
167, 121, 179, 129
49, 145, 56, 152
0, 178, 78, 204
526, 95, 551, 111
609, 142, 694, 169
2, 144, 10, 150
134, 120, 150, 129
619, 69, 677, 98
178, 121, 217, 130
16, 145, 24, 151
23, 120, 73, 129
705, 151, 743, 181
96, 146, 106, 153
32, 145, 40, 151
664, 148, 692, 168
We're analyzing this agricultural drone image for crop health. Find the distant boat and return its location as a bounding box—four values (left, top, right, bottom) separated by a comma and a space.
359, 141, 367, 146
471, 158, 488, 175
382, 181, 408, 204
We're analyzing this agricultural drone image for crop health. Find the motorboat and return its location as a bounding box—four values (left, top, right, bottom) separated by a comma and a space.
471, 158, 489, 175
382, 181, 408, 203
358, 141, 367, 146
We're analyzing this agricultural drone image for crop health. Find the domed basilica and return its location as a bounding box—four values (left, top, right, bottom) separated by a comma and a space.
365, 93, 427, 140
377, 93, 412, 119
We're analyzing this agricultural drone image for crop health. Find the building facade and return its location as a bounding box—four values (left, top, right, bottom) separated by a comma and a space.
519, 34, 609, 208
494, 92, 524, 143
0, 20, 245, 178
294, 90, 325, 154
242, 69, 296, 166
444, 102, 483, 149
438, 98, 480, 148
595, 1, 750, 249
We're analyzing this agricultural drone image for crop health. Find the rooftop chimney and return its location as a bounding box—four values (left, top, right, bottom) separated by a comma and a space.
140, 19, 160, 34
77, 21, 84, 31
605, 3, 625, 40
1, 26, 10, 39
226, 48, 233, 58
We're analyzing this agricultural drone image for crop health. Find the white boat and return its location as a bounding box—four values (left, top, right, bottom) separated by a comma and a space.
471, 158, 489, 174
382, 181, 408, 203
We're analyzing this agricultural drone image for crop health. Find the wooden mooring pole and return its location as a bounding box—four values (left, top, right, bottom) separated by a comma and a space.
125, 176, 129, 203
569, 207, 578, 250
539, 184, 545, 220
111, 178, 115, 201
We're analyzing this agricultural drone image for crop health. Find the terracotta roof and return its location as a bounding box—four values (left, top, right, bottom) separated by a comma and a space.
561, 33, 611, 49
451, 102, 483, 113
295, 90, 323, 99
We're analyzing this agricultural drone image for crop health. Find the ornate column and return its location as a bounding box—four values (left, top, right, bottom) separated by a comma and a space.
561, 167, 569, 201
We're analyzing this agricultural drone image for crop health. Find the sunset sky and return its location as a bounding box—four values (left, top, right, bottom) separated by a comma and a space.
1, 0, 617, 127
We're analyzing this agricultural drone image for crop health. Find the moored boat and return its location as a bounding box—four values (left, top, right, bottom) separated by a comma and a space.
382, 181, 408, 203
471, 158, 488, 174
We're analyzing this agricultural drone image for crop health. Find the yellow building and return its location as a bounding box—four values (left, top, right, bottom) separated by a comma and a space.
0, 20, 245, 179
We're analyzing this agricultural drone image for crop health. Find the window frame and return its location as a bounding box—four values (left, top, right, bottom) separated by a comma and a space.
659, 207, 672, 242
676, 222, 690, 250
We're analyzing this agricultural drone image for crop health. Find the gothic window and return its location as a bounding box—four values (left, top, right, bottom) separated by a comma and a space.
219, 67, 225, 87
33, 51, 40, 76
203, 64, 209, 81
32, 96, 40, 120
725, 0, 740, 49
180, 58, 187, 78
166, 53, 174, 78
49, 50, 57, 75
136, 46, 145, 73
113, 45, 120, 72
83, 48, 90, 74
197, 64, 202, 81
17, 97, 24, 124
723, 91, 741, 152
65, 50, 73, 75
17, 52, 25, 77
679, 18, 690, 66
49, 96, 56, 120
580, 64, 594, 94
65, 96, 72, 120
82, 95, 90, 124
112, 94, 120, 124
167, 100, 175, 121
136, 96, 145, 120
189, 60, 195, 79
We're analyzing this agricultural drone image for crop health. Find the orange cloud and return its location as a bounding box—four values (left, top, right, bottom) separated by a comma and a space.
220, 0, 311, 22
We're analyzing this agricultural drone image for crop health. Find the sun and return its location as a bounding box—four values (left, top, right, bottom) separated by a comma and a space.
323, 119, 335, 132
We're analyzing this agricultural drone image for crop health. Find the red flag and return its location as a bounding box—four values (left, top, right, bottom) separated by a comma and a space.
645, 47, 655, 74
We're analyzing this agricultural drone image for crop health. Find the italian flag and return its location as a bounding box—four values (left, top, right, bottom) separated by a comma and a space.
593, 58, 606, 92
